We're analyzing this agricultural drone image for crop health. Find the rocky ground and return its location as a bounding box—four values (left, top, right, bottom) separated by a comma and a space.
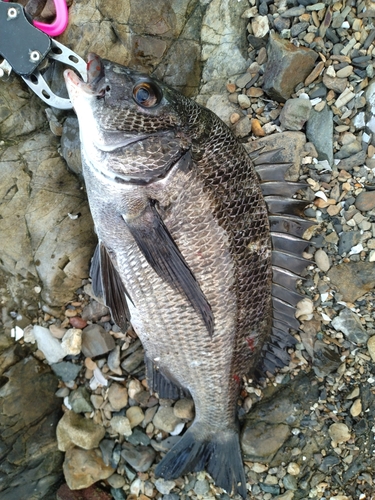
1, 0, 375, 499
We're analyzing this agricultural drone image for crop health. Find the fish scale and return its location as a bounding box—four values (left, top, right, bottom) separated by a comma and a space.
64, 54, 312, 498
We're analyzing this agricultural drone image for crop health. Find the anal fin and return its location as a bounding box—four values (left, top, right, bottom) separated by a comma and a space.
145, 355, 187, 400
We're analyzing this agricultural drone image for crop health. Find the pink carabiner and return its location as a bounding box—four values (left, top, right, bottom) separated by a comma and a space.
3, 0, 68, 37
33, 0, 68, 37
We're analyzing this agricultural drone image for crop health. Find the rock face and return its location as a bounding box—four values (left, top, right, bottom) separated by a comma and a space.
0, 341, 63, 499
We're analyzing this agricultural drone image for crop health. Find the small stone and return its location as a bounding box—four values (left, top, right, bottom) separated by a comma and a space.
251, 118, 265, 137
81, 324, 115, 358
69, 386, 94, 413
323, 73, 347, 93
306, 106, 333, 165
128, 378, 144, 399
350, 399, 362, 417
61, 328, 82, 356
63, 447, 114, 490
305, 61, 325, 86
235, 73, 252, 88
107, 473, 126, 489
51, 361, 81, 382
121, 442, 156, 472
108, 383, 128, 411
69, 316, 88, 329
335, 88, 355, 109
126, 406, 145, 428
279, 98, 312, 131
295, 298, 314, 321
81, 300, 109, 322
328, 423, 351, 444
247, 87, 264, 98
230, 112, 240, 124
287, 462, 300, 476
33, 325, 66, 364
194, 479, 210, 495
173, 399, 195, 420
121, 348, 144, 373
336, 65, 353, 78
110, 416, 132, 437
238, 94, 251, 109
331, 308, 368, 345
233, 116, 252, 138
153, 406, 183, 433
49, 324, 67, 339
355, 191, 375, 212
155, 478, 176, 495
314, 248, 330, 272
251, 15, 269, 38
57, 411, 106, 451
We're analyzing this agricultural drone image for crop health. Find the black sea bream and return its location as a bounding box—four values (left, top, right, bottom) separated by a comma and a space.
64, 54, 311, 497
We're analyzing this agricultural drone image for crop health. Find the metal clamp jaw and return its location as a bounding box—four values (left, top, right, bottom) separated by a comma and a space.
0, 1, 86, 108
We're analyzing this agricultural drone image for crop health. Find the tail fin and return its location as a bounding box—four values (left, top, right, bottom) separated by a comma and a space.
155, 422, 247, 498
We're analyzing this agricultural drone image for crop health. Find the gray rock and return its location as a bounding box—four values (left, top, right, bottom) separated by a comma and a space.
107, 345, 121, 372
155, 478, 176, 495
51, 361, 81, 382
332, 308, 369, 345
69, 386, 93, 413
60, 115, 82, 176
121, 442, 156, 472
81, 324, 116, 358
263, 32, 318, 102
313, 340, 341, 377
355, 191, 375, 212
337, 150, 367, 171
110, 416, 132, 437
121, 347, 145, 373
279, 98, 312, 131
335, 141, 363, 159
127, 428, 151, 447
306, 105, 334, 165
99, 439, 116, 466
150, 435, 181, 452
194, 479, 210, 495
338, 230, 361, 255
233, 116, 252, 138
107, 473, 126, 489
81, 300, 110, 322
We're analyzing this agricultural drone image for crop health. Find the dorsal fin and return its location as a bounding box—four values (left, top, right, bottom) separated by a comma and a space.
251, 146, 314, 376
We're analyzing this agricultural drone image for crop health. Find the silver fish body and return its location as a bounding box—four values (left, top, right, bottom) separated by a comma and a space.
64, 55, 303, 497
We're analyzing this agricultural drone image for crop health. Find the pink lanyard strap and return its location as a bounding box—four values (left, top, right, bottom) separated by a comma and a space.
3, 0, 68, 37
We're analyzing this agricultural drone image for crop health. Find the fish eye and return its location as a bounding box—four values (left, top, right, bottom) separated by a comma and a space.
133, 82, 161, 108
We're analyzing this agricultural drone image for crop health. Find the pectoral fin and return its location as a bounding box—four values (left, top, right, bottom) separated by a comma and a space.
90, 242, 130, 331
124, 201, 214, 336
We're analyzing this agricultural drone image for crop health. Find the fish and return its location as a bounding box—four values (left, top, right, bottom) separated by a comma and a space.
64, 54, 312, 498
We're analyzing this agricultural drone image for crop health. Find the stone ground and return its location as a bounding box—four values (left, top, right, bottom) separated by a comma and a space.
1, 0, 375, 499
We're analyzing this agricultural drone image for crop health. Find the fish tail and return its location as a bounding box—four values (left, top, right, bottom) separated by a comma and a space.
155, 422, 247, 498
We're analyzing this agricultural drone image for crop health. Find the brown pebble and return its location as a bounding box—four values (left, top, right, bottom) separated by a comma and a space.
305, 61, 325, 86
65, 309, 78, 318
85, 357, 97, 371
69, 316, 88, 329
355, 191, 375, 212
251, 118, 265, 137
230, 112, 241, 124
368, 144, 375, 158
246, 87, 264, 97
226, 83, 236, 93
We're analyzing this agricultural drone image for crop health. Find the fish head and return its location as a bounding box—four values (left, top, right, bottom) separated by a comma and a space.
64, 54, 196, 183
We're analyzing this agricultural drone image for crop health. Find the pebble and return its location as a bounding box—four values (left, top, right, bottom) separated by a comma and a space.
328, 423, 351, 444
81, 324, 115, 358
194, 479, 210, 495
173, 398, 195, 420
61, 328, 82, 356
126, 406, 145, 428
108, 383, 128, 412
121, 442, 156, 472
314, 248, 330, 272
153, 406, 183, 433
238, 94, 250, 109
57, 411, 106, 451
110, 416, 132, 437
350, 399, 362, 417
155, 478, 176, 495
69, 386, 93, 413
51, 361, 81, 382
63, 447, 114, 490
279, 97, 312, 131
107, 345, 121, 373
251, 15, 269, 38
331, 308, 369, 345
287, 462, 300, 476
49, 324, 67, 339
33, 325, 66, 364
355, 191, 375, 212
107, 473, 126, 489
69, 316, 87, 329
306, 106, 333, 165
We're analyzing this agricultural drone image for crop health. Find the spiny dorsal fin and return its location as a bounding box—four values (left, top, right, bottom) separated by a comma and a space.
269, 214, 315, 238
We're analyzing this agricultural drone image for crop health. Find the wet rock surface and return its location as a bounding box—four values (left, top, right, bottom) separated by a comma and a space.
1, 0, 375, 499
